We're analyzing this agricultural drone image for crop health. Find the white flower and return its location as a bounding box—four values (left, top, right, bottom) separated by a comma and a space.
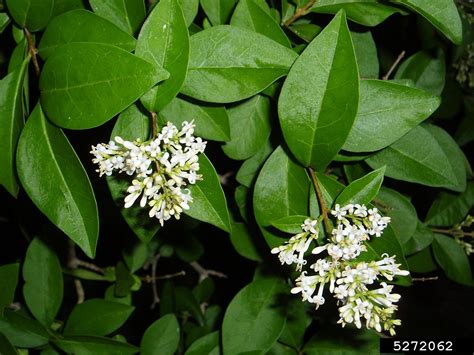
302, 218, 318, 235
331, 204, 347, 220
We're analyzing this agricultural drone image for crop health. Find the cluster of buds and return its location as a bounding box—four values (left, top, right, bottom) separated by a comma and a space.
91, 121, 206, 226
453, 214, 473, 256
271, 203, 409, 335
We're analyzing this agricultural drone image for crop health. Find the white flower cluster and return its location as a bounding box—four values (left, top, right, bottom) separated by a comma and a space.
91, 121, 206, 226
271, 203, 409, 335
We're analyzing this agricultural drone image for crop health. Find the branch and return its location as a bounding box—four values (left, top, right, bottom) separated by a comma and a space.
431, 228, 474, 238
190, 261, 227, 282
24, 28, 40, 76
150, 111, 158, 138
141, 270, 186, 282
283, 0, 317, 27
67, 242, 85, 304
412, 276, 438, 282
382, 51, 405, 80
150, 254, 160, 309
308, 168, 332, 234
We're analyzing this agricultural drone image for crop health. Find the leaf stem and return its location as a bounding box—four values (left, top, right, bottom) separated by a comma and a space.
190, 261, 228, 282
150, 111, 158, 138
283, 0, 317, 27
308, 168, 332, 234
382, 50, 405, 80
431, 227, 474, 238
24, 28, 40, 76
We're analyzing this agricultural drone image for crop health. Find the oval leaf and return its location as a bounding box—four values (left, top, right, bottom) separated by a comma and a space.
55, 336, 138, 354
89, 0, 145, 35
6, 0, 53, 31
136, 0, 189, 112
0, 310, 50, 348
181, 25, 297, 103
343, 79, 441, 152
39, 42, 169, 129
230, 222, 264, 262
335, 167, 385, 206
185, 154, 231, 232
278, 11, 359, 170
222, 278, 287, 354
200, 0, 235, 25
0, 263, 20, 318
271, 215, 310, 234
140, 314, 180, 355
16, 105, 99, 258
38, 10, 137, 59
23, 238, 63, 327
185, 331, 220, 355
352, 31, 379, 79
64, 299, 135, 336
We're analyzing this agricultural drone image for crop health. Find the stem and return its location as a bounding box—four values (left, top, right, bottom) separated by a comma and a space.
283, 0, 317, 27
308, 168, 332, 234
382, 51, 405, 80
150, 254, 160, 309
142, 270, 186, 282
412, 276, 438, 282
67, 242, 85, 304
150, 111, 158, 138
431, 228, 474, 238
190, 261, 227, 282
24, 29, 40, 76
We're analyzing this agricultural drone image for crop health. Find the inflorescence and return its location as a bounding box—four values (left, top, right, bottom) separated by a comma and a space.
90, 121, 206, 226
271, 203, 410, 335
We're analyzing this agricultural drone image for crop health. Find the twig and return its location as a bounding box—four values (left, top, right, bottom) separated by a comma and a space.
412, 276, 438, 282
24, 28, 40, 76
150, 111, 158, 138
431, 228, 474, 238
190, 261, 227, 282
382, 51, 405, 80
141, 270, 186, 282
308, 168, 332, 234
219, 171, 233, 186
67, 242, 85, 304
283, 0, 317, 27
150, 254, 160, 309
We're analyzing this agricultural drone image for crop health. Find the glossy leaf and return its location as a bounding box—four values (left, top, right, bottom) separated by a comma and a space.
352, 31, 379, 79
395, 50, 445, 96
160, 97, 230, 142
40, 42, 169, 129
0, 13, 10, 33
0, 58, 28, 197
254, 147, 310, 248
52, 0, 86, 16
311, 0, 405, 26
185, 154, 231, 232
222, 278, 287, 354
122, 241, 148, 273
425, 182, 474, 227
230, 222, 263, 262
38, 10, 136, 59
0, 333, 17, 355
137, 0, 189, 112
181, 25, 297, 103
271, 215, 310, 234
179, 0, 199, 26
54, 336, 138, 354
289, 23, 322, 43
0, 310, 50, 348
89, 0, 145, 35
23, 238, 63, 327
6, 0, 53, 31
185, 331, 220, 355
222, 95, 272, 160
140, 314, 180, 355
279, 11, 359, 170
0, 263, 19, 317
16, 105, 99, 258
107, 104, 160, 242
64, 299, 134, 336
366, 124, 466, 192
200, 0, 235, 25
279, 298, 310, 349
230, 0, 291, 47
236, 141, 273, 187
404, 221, 435, 255
393, 0, 462, 44
343, 79, 441, 152
335, 167, 385, 206
432, 234, 472, 286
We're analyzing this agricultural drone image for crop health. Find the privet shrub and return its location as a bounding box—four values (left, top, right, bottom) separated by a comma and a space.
0, 0, 472, 354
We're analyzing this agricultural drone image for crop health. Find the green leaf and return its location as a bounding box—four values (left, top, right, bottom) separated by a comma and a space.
179, 0, 199, 26
89, 0, 145, 35
0, 58, 28, 197
104, 285, 132, 305
335, 167, 385, 206
234, 185, 249, 221
40, 42, 169, 129
236, 141, 273, 187
222, 278, 287, 354
366, 124, 466, 192
16, 105, 99, 258
304, 327, 379, 354
181, 25, 297, 103
289, 23, 322, 43
38, 10, 137, 60
175, 286, 205, 325
222, 95, 272, 160
269, 342, 297, 354
230, 222, 264, 262
107, 104, 160, 242
160, 97, 230, 142
122, 241, 148, 273
392, 0, 462, 44
404, 221, 435, 255
0, 13, 10, 33
271, 215, 309, 234
0, 263, 19, 318
185, 331, 220, 355
0, 310, 50, 348
0, 333, 17, 355
141, 314, 180, 355
279, 298, 310, 349
343, 79, 441, 152
395, 50, 445, 96
254, 147, 310, 248
8, 39, 28, 73
175, 235, 204, 262
230, 0, 291, 47
64, 299, 135, 336
23, 238, 63, 327
54, 336, 138, 354
6, 0, 53, 31
425, 182, 474, 227
351, 31, 379, 79
137, 0, 189, 112
52, 0, 86, 17
278, 11, 359, 170
186, 154, 231, 232
432, 234, 472, 285
200, 0, 235, 25
311, 0, 405, 27
115, 261, 136, 297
